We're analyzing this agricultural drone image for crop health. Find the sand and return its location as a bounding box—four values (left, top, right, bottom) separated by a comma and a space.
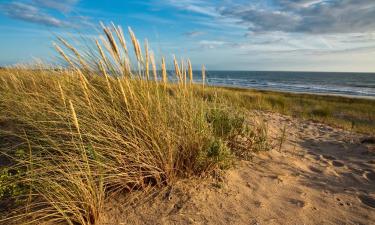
102, 112, 375, 225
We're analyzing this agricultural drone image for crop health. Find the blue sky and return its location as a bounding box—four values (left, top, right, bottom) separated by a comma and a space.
0, 0, 375, 72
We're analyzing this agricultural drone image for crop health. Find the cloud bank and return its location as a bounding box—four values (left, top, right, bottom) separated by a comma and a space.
163, 0, 375, 34
1, 0, 80, 27
221, 0, 375, 34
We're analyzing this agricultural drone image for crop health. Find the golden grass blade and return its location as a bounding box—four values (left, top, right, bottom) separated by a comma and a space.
161, 57, 167, 88
57, 81, 66, 107
57, 37, 89, 71
188, 59, 193, 85
136, 39, 143, 62
99, 35, 117, 65
123, 57, 132, 77
53, 43, 75, 68
77, 70, 92, 109
150, 51, 157, 81
117, 77, 129, 106
145, 39, 150, 80
69, 100, 80, 135
173, 56, 181, 84
202, 65, 206, 88
101, 22, 120, 61
181, 59, 187, 88
96, 39, 108, 67
99, 60, 114, 103
117, 26, 129, 55
128, 27, 141, 62
111, 22, 128, 56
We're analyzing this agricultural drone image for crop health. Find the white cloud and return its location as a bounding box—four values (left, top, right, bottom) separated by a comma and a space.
199, 40, 227, 49
2, 2, 68, 27
1, 0, 85, 28
164, 0, 218, 17
33, 0, 79, 13
183, 31, 205, 37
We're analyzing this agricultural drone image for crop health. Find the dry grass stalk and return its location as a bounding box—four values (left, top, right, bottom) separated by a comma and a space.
136, 40, 143, 62
161, 57, 167, 88
99, 35, 119, 67
101, 22, 120, 60
57, 81, 66, 107
77, 70, 92, 108
202, 65, 206, 88
117, 77, 129, 106
123, 57, 131, 76
128, 27, 142, 62
96, 40, 109, 67
188, 59, 193, 85
57, 37, 89, 71
144, 39, 150, 80
181, 59, 187, 88
99, 60, 114, 103
150, 51, 157, 81
111, 22, 128, 55
53, 43, 75, 68
173, 56, 182, 84
69, 100, 81, 135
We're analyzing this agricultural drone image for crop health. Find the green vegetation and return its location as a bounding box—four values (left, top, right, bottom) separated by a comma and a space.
201, 87, 375, 134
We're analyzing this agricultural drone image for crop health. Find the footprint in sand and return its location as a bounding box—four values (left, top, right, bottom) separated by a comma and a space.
358, 195, 375, 209
363, 171, 375, 182
309, 166, 323, 174
253, 200, 262, 208
335, 197, 351, 207
336, 198, 352, 207
331, 161, 345, 168
289, 199, 306, 208
306, 152, 321, 160
321, 154, 336, 161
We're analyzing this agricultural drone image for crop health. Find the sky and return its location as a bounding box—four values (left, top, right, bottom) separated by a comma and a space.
0, 0, 375, 72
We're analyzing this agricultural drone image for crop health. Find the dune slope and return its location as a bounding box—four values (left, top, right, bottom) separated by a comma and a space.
104, 112, 375, 225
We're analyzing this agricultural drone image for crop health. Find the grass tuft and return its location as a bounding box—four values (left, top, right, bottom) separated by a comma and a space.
0, 23, 268, 224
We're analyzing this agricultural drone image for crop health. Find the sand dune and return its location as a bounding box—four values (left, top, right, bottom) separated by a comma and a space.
103, 112, 375, 225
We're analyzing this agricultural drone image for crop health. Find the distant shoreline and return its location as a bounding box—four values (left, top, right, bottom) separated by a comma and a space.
212, 84, 375, 100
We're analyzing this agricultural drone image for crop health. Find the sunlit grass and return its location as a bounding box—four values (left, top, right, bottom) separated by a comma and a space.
202, 87, 375, 134
0, 23, 268, 224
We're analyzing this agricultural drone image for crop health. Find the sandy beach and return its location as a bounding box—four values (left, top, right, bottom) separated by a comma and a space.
103, 112, 375, 225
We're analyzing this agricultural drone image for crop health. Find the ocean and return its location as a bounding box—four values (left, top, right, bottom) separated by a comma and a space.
196, 71, 375, 98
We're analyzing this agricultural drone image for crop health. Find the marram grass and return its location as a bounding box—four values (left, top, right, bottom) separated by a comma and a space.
0, 23, 267, 224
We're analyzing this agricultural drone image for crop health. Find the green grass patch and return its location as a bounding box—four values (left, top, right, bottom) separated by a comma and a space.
202, 87, 375, 134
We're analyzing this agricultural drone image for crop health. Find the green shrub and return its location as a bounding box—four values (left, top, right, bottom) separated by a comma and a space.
198, 138, 233, 171
0, 167, 27, 201
206, 108, 269, 160
206, 108, 245, 138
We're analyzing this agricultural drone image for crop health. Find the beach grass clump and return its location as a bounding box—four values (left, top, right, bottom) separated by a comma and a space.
310, 106, 332, 118
206, 108, 245, 138
205, 107, 269, 159
200, 87, 375, 134
0, 23, 268, 224
198, 138, 233, 170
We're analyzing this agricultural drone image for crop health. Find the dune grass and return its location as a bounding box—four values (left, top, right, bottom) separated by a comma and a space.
0, 24, 268, 224
199, 87, 375, 135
